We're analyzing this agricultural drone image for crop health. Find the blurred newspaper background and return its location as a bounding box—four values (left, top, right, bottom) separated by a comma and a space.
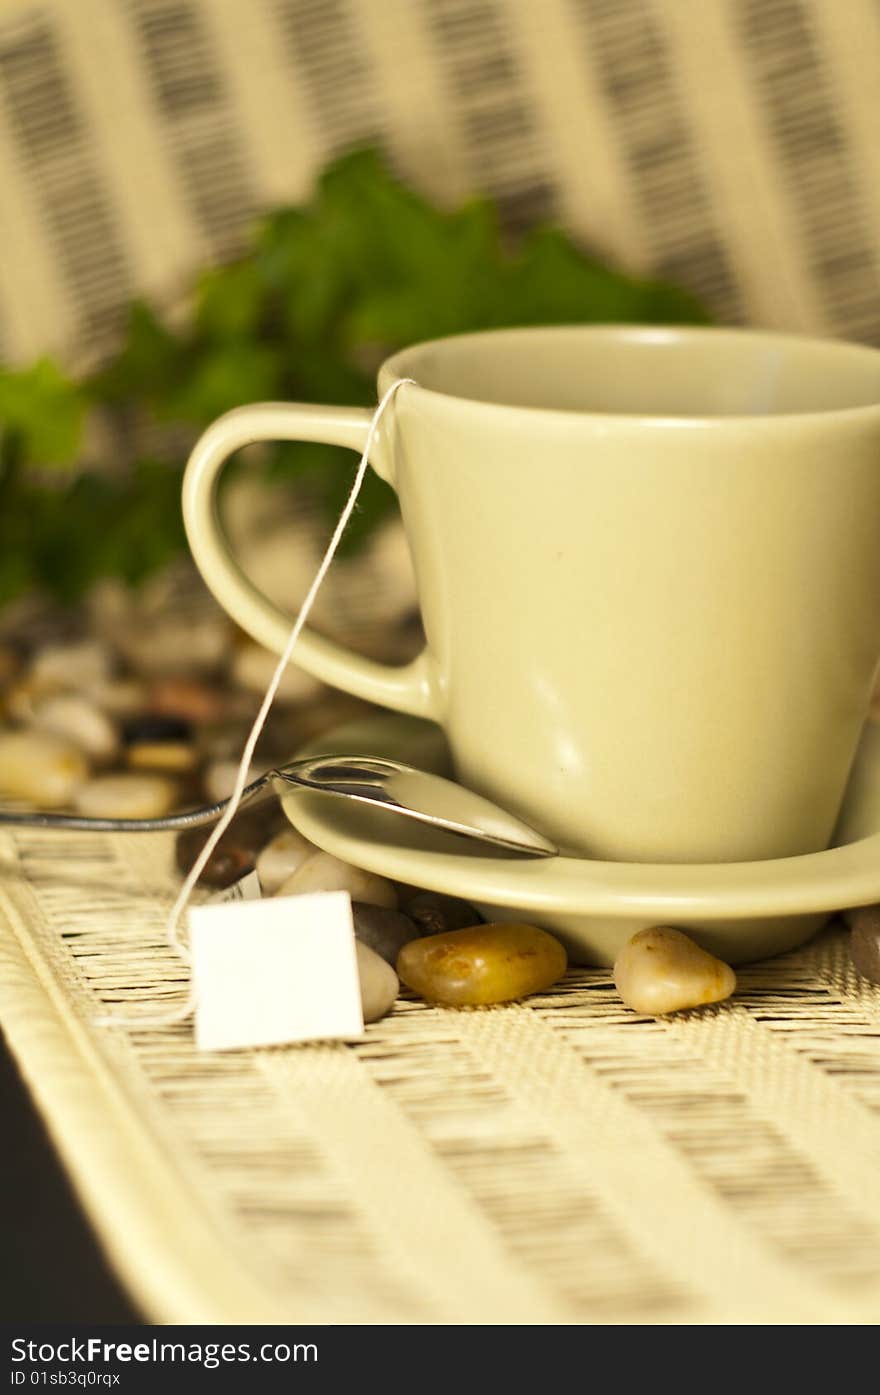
0, 0, 877, 365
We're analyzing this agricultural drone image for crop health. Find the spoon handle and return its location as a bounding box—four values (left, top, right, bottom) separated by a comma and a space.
0, 755, 557, 857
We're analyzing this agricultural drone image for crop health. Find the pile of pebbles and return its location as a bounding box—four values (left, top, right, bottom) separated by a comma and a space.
176, 793, 741, 1020
0, 589, 371, 821
181, 810, 570, 1022
0, 578, 574, 1021
1, 569, 875, 1025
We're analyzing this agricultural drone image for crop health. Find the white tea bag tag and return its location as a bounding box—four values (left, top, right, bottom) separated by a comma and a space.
190, 890, 364, 1052
207, 868, 263, 904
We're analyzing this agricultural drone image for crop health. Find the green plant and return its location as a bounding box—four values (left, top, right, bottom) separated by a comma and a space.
0, 148, 708, 604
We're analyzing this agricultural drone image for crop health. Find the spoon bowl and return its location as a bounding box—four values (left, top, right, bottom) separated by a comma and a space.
272, 754, 557, 858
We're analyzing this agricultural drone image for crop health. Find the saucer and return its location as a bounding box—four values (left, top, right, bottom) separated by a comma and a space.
280, 713, 880, 967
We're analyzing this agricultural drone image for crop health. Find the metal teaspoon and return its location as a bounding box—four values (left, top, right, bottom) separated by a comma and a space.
0, 753, 558, 858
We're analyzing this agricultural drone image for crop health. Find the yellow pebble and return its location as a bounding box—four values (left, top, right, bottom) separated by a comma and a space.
0, 728, 89, 808
397, 922, 566, 1006
613, 926, 736, 1016
74, 772, 179, 819
126, 741, 198, 773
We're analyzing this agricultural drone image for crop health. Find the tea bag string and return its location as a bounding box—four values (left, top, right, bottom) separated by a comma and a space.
95, 377, 415, 1031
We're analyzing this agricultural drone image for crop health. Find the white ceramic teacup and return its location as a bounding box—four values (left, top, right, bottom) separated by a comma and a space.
183, 325, 880, 864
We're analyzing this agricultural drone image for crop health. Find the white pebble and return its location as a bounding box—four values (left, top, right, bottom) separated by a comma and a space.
74, 773, 179, 820
88, 677, 147, 717
276, 851, 397, 908
118, 616, 231, 677
233, 641, 321, 704
613, 926, 736, 1016
31, 693, 118, 763
202, 757, 265, 803
5, 676, 60, 723
0, 729, 89, 808
30, 639, 112, 690
356, 939, 399, 1023
255, 827, 315, 894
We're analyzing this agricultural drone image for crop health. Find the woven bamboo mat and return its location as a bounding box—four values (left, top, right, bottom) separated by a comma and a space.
2, 0, 880, 1327
2, 821, 880, 1324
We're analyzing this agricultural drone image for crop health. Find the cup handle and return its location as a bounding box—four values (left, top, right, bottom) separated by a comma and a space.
182, 402, 439, 720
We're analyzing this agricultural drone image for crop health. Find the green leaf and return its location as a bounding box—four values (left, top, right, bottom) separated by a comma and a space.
345, 199, 505, 343
315, 152, 506, 343
633, 275, 711, 324
0, 458, 188, 601
194, 258, 267, 341
256, 208, 350, 346
0, 145, 712, 605
163, 341, 281, 425
264, 439, 352, 483
92, 299, 181, 405
496, 227, 709, 327
0, 359, 85, 466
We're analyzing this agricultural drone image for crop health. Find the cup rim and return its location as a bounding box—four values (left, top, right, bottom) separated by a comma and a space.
380, 323, 880, 427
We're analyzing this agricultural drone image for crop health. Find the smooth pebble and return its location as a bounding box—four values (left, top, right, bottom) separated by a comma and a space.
276, 851, 397, 908
117, 615, 231, 677
849, 909, 880, 984
5, 676, 61, 723
352, 902, 419, 967
356, 939, 399, 1024
31, 693, 119, 763
401, 890, 482, 937
196, 720, 255, 761
255, 827, 314, 894
122, 714, 192, 745
127, 740, 198, 774
74, 773, 179, 820
232, 642, 321, 704
397, 922, 567, 1006
202, 758, 264, 804
30, 639, 112, 690
89, 677, 148, 717
148, 676, 228, 724
175, 799, 285, 887
613, 926, 736, 1016
0, 729, 89, 808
